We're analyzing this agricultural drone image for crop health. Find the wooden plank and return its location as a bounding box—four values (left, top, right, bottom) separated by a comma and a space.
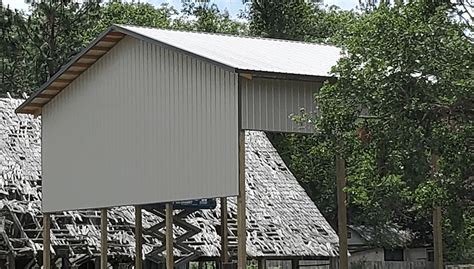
135, 205, 143, 269
291, 259, 299, 269
52, 79, 71, 84
166, 203, 174, 269
81, 55, 101, 60
100, 37, 122, 43
63, 70, 82, 76
43, 213, 51, 269
101, 208, 108, 269
37, 93, 57, 99
432, 153, 443, 269
220, 197, 229, 264
336, 151, 348, 269
70, 63, 91, 68
45, 86, 63, 92
107, 32, 125, 37
239, 73, 253, 80
28, 103, 44, 108
237, 130, 246, 269
90, 46, 110, 52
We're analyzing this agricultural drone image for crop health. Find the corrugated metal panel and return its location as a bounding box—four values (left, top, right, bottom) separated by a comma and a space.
42, 36, 239, 212
240, 77, 320, 133
119, 25, 341, 77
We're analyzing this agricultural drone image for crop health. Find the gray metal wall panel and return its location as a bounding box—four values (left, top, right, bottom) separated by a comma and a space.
42, 37, 239, 212
240, 77, 321, 133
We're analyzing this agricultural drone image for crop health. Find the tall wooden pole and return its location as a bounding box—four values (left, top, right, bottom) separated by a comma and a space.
220, 197, 229, 264
166, 203, 174, 269
135, 205, 143, 269
237, 130, 247, 269
101, 208, 108, 269
43, 213, 51, 269
336, 152, 348, 269
432, 153, 443, 269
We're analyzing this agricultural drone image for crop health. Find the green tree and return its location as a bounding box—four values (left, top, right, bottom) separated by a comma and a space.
0, 6, 29, 97
248, 0, 354, 42
178, 3, 247, 34
0, 1, 101, 97
85, 2, 177, 38
318, 2, 473, 260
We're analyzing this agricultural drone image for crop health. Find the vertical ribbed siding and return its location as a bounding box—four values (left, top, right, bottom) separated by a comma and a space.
42, 37, 239, 212
240, 77, 321, 133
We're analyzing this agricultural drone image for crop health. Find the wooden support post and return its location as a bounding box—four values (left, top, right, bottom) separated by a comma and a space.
336, 152, 348, 269
237, 130, 247, 269
43, 213, 51, 269
7, 252, 15, 269
135, 205, 143, 269
166, 203, 174, 269
433, 207, 443, 269
432, 153, 443, 269
291, 259, 299, 269
101, 208, 108, 269
220, 197, 229, 264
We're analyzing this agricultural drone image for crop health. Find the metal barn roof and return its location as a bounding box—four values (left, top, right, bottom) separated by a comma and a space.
118, 25, 341, 77
16, 24, 341, 115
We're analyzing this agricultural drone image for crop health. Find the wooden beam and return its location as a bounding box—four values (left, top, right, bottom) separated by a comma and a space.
101, 208, 108, 269
28, 103, 44, 108
45, 86, 63, 92
432, 153, 443, 269
336, 151, 348, 269
53, 79, 71, 84
33, 108, 42, 118
237, 130, 247, 269
37, 93, 57, 99
71, 63, 91, 68
63, 70, 82, 76
107, 32, 125, 37
135, 205, 143, 269
166, 203, 174, 269
81, 55, 101, 60
239, 73, 253, 80
433, 207, 443, 269
90, 46, 110, 52
220, 197, 229, 264
43, 213, 51, 269
100, 37, 122, 43
291, 259, 299, 269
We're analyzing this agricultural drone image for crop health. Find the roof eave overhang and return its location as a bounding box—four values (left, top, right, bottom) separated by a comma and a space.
236, 69, 334, 82
15, 25, 128, 115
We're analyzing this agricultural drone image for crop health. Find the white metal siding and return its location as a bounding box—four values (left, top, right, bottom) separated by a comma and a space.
240, 77, 320, 133
42, 37, 239, 212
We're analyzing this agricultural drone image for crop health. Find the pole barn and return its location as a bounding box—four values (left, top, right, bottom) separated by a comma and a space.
16, 24, 343, 269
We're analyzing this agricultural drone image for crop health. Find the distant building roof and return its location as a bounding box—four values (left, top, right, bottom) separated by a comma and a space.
349, 225, 413, 248
1, 97, 339, 264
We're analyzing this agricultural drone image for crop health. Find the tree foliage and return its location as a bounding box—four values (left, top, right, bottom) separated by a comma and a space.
318, 2, 473, 260
250, 0, 473, 261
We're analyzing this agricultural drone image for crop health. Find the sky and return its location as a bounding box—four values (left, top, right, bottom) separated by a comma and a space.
2, 0, 359, 15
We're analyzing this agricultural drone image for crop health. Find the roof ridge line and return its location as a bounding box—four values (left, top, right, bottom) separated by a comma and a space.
113, 24, 337, 48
